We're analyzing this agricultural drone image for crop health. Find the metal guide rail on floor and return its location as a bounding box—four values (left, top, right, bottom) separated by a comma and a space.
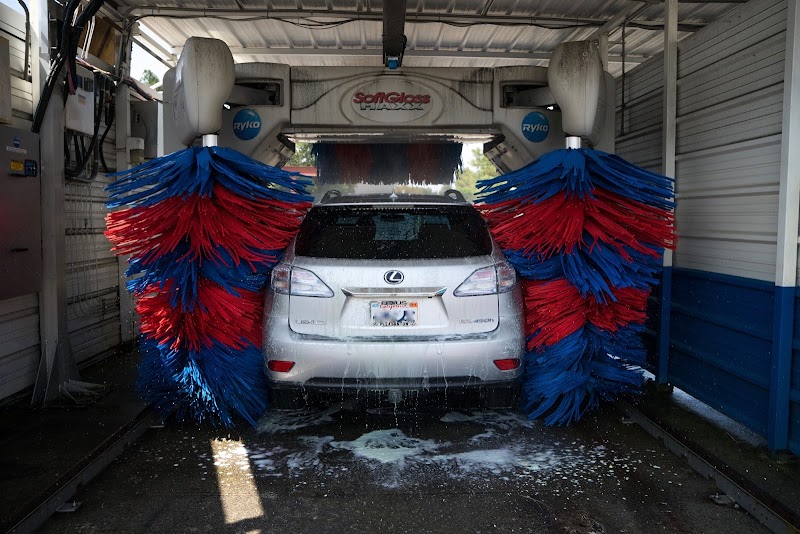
616, 400, 800, 534
5, 407, 158, 534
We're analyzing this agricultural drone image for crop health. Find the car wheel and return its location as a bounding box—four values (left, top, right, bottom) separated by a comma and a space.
269, 388, 303, 410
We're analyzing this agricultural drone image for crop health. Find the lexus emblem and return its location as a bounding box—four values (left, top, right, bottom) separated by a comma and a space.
384, 270, 404, 284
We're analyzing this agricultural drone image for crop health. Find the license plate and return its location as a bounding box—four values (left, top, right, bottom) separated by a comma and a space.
371, 300, 419, 327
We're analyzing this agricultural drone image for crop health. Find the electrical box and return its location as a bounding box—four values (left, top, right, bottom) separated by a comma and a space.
65, 65, 96, 135
0, 37, 11, 125
131, 100, 164, 159
0, 125, 41, 300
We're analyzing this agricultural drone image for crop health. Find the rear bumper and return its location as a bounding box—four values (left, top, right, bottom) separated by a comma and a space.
269, 376, 521, 392
264, 318, 525, 391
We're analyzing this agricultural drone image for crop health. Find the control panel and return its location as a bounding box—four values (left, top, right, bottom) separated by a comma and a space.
0, 125, 41, 300
65, 65, 96, 135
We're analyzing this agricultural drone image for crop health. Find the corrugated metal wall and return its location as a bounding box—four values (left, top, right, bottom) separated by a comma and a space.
616, 56, 663, 173
0, 5, 121, 402
0, 5, 40, 401
616, 0, 795, 451
675, 0, 785, 282
1, 7, 33, 128
65, 172, 121, 365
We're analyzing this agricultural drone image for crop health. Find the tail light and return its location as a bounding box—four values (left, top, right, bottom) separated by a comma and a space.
454, 262, 517, 297
267, 360, 295, 372
493, 358, 521, 371
271, 264, 334, 298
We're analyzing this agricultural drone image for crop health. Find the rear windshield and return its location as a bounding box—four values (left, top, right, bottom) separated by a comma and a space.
294, 205, 493, 259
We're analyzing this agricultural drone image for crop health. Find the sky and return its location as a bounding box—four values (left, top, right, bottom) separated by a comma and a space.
130, 23, 171, 83
0, 0, 22, 13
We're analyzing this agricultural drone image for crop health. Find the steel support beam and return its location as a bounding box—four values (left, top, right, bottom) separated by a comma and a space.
591, 2, 647, 40
116, 31, 136, 345
124, 7, 706, 31
591, 1, 648, 71
30, 0, 80, 405
172, 46, 648, 64
657, 0, 677, 385
768, 0, 800, 452
132, 23, 176, 65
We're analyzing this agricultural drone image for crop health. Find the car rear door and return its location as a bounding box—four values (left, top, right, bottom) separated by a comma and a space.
288, 258, 500, 338
286, 204, 501, 339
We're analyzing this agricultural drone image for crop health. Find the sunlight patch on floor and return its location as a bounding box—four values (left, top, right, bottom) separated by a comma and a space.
210, 438, 264, 524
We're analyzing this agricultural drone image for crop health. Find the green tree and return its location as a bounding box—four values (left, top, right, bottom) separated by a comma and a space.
287, 142, 315, 167
140, 69, 160, 87
454, 147, 498, 200
454, 168, 479, 200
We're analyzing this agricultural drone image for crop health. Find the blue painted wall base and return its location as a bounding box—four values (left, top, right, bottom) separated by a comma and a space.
769, 286, 794, 451
661, 268, 800, 454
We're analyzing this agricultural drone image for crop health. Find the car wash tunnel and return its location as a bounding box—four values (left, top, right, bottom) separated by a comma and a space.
1, 0, 799, 532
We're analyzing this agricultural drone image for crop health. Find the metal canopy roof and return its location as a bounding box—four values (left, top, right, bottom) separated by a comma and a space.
113, 1, 743, 76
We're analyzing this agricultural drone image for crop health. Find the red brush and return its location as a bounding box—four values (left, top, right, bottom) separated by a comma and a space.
483, 189, 674, 261
522, 279, 587, 350
106, 184, 310, 266
523, 279, 650, 351
137, 279, 263, 352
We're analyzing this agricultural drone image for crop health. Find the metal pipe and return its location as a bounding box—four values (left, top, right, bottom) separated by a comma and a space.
620, 22, 627, 136
565, 136, 582, 149
16, 0, 29, 81
203, 134, 218, 147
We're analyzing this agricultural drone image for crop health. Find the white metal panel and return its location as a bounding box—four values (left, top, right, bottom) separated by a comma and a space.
0, 295, 40, 400
617, 0, 786, 283
676, 84, 784, 154
0, 8, 40, 401
0, 5, 26, 74
616, 50, 664, 172
64, 157, 121, 366
671, 0, 786, 282
676, 0, 787, 78
673, 238, 778, 281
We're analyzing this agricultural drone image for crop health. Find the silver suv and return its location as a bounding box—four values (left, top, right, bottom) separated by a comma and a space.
263, 191, 525, 408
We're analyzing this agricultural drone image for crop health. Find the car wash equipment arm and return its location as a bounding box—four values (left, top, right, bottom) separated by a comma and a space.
477, 40, 675, 426
104, 37, 313, 426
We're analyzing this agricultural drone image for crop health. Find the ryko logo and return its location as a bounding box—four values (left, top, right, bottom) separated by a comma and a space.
521, 112, 550, 143
232, 109, 262, 141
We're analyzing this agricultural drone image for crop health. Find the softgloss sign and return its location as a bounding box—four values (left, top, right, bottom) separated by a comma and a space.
350, 81, 433, 123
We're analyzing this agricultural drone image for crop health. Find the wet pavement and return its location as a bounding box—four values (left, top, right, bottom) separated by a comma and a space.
0, 349, 145, 532
40, 401, 766, 534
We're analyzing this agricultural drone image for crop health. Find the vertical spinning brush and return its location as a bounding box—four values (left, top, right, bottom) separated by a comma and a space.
478, 41, 676, 425
105, 38, 312, 426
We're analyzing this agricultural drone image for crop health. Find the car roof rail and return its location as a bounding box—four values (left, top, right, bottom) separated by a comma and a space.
319, 189, 341, 204
443, 189, 466, 202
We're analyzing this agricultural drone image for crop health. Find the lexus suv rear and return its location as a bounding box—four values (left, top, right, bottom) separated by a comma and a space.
263, 191, 525, 408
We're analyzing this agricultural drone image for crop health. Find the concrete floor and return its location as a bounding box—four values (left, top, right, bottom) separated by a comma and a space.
40, 401, 767, 534
0, 350, 146, 532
